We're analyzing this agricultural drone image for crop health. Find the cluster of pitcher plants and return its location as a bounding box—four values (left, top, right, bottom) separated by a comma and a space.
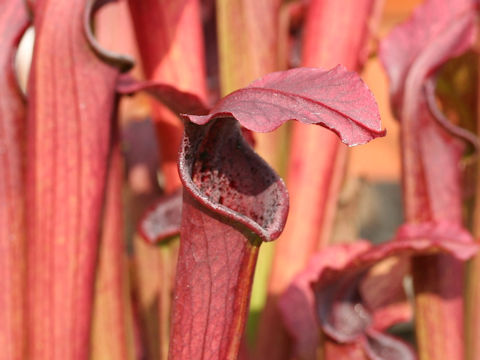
2, 0, 480, 359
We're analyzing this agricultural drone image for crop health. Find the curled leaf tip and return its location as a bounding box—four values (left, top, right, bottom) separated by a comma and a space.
84, 0, 135, 72
183, 66, 385, 146
178, 118, 289, 242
